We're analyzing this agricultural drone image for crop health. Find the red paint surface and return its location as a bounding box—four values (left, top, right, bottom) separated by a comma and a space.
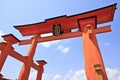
0, 4, 116, 80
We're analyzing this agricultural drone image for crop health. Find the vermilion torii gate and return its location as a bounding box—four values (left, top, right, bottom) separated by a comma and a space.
0, 4, 116, 80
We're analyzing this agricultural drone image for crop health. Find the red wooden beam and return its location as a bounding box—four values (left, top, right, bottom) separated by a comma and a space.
0, 44, 39, 70
14, 4, 116, 36
2, 34, 20, 44
0, 42, 7, 50
10, 50, 39, 70
19, 25, 111, 45
9, 50, 27, 63
94, 25, 111, 34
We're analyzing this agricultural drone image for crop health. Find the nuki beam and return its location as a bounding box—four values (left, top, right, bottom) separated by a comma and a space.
18, 25, 111, 45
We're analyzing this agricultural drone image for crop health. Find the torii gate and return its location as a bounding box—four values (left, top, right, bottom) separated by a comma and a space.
0, 3, 116, 80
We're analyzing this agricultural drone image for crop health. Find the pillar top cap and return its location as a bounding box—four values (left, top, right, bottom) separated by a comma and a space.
2, 34, 20, 44
36, 60, 47, 65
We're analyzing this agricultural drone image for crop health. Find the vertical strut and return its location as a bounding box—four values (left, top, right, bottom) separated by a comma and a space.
18, 34, 39, 80
0, 42, 13, 71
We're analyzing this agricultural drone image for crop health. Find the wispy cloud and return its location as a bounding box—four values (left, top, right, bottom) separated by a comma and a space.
56, 45, 70, 54
104, 42, 110, 46
98, 41, 111, 47
41, 40, 61, 48
63, 69, 73, 80
106, 68, 120, 80
29, 68, 120, 80
53, 74, 62, 80
70, 69, 86, 80
41, 39, 70, 54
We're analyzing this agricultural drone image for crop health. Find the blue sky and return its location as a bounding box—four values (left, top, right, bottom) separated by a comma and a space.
0, 0, 120, 80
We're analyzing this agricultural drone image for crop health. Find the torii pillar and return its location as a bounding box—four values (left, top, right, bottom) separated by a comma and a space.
18, 34, 39, 80
79, 17, 108, 80
0, 34, 20, 71
36, 60, 47, 80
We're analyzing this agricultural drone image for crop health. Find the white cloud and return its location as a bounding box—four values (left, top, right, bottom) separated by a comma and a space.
70, 70, 86, 80
106, 68, 120, 80
63, 69, 73, 80
29, 68, 120, 80
50, 69, 86, 80
42, 74, 54, 80
41, 40, 61, 48
62, 47, 70, 53
98, 41, 111, 47
56, 45, 70, 54
104, 42, 110, 46
41, 39, 70, 54
53, 74, 62, 80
